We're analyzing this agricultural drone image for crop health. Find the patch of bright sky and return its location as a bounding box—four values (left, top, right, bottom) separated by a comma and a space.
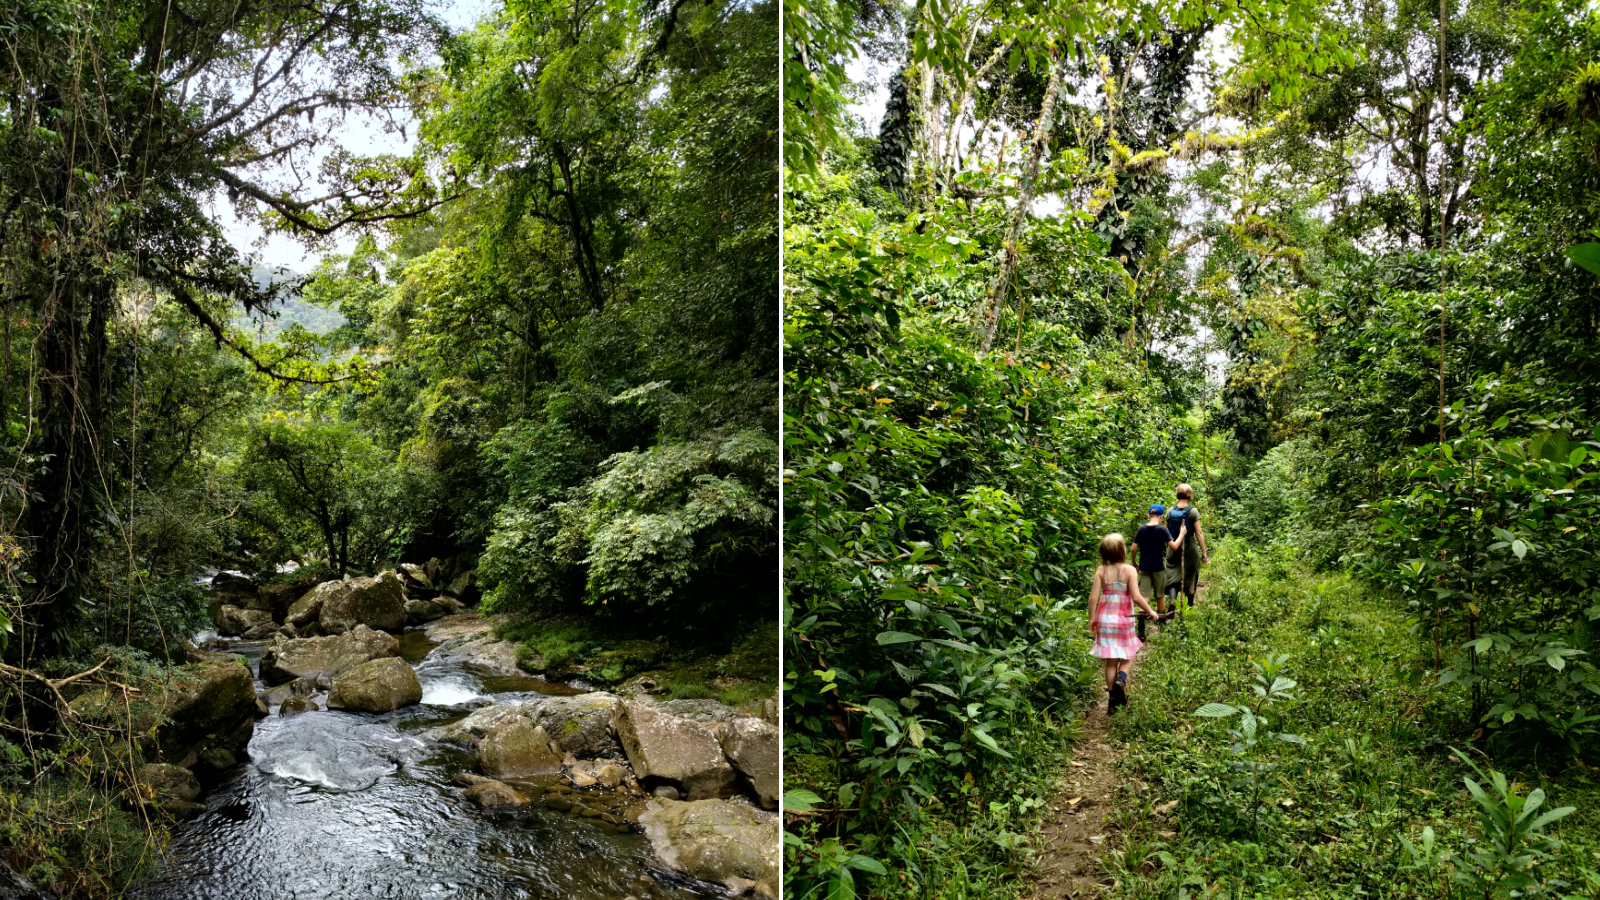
215, 0, 497, 277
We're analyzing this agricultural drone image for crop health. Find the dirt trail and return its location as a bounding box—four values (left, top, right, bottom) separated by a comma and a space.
1025, 586, 1202, 899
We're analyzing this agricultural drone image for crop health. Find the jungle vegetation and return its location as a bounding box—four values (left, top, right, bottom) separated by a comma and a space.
0, 0, 776, 893
782, 0, 1600, 896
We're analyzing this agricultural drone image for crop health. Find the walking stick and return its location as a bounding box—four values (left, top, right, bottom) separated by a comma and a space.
1178, 528, 1187, 624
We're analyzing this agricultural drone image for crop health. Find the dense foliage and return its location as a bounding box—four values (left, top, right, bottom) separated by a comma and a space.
0, 0, 775, 894
785, 0, 1600, 897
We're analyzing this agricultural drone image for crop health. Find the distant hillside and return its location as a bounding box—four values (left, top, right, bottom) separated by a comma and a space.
240, 264, 346, 336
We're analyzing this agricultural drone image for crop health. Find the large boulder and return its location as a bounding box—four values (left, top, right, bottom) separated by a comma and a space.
283, 583, 332, 628
327, 657, 422, 713
478, 715, 564, 778
444, 569, 478, 603
137, 762, 201, 803
639, 799, 779, 899
399, 563, 433, 590
423, 612, 521, 673
215, 605, 273, 636
718, 717, 778, 809
156, 662, 258, 773
258, 579, 315, 621
259, 625, 399, 685
528, 693, 623, 758
613, 700, 738, 800
655, 698, 744, 725
404, 598, 449, 625
316, 571, 406, 634
438, 702, 524, 745
73, 661, 257, 775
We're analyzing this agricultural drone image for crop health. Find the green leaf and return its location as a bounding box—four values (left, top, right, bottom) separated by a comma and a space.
827, 868, 856, 900
843, 854, 888, 876
908, 721, 926, 748
971, 728, 1013, 758
783, 789, 824, 813
1526, 805, 1576, 833
876, 631, 922, 645
1195, 703, 1239, 718
1568, 242, 1600, 276
1512, 540, 1528, 559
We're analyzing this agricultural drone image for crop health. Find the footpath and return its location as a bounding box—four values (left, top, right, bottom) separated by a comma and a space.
1026, 580, 1203, 899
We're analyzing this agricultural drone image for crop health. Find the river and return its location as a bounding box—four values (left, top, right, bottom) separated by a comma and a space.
133, 628, 725, 900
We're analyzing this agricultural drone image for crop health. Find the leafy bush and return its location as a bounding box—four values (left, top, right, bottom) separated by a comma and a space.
482, 427, 777, 622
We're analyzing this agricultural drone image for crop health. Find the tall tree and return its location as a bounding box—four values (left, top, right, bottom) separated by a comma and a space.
0, 0, 447, 656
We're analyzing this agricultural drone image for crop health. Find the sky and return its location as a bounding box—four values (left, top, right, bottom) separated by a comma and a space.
216, 0, 496, 276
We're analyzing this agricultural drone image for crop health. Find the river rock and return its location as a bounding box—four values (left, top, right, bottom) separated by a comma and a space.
1, 860, 57, 900
717, 718, 777, 809
318, 571, 407, 634
440, 703, 525, 745
400, 563, 433, 589
444, 569, 478, 603
327, 657, 423, 713
528, 693, 622, 758
259, 677, 316, 706
242, 621, 277, 640
613, 700, 737, 800
284, 584, 331, 628
279, 695, 317, 716
465, 778, 528, 808
423, 613, 521, 673
654, 699, 743, 725
478, 716, 564, 778
404, 598, 449, 625
138, 762, 201, 803
639, 799, 779, 899
215, 605, 273, 636
70, 661, 256, 774
160, 662, 257, 774
259, 624, 400, 685
595, 764, 626, 788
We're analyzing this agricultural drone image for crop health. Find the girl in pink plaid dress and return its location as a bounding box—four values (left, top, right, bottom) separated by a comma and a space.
1089, 533, 1163, 714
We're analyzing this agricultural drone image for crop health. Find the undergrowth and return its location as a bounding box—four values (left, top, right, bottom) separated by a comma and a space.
494, 615, 777, 705
1103, 545, 1600, 899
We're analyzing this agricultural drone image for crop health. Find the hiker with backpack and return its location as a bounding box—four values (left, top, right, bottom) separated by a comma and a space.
1165, 483, 1208, 609
1131, 503, 1187, 638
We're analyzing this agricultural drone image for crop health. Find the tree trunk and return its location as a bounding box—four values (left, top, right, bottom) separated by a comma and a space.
978, 49, 1061, 356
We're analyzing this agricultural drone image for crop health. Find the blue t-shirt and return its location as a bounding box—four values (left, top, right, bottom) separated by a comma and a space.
1133, 524, 1169, 572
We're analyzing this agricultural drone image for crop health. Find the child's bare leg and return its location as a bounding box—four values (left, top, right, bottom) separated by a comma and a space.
1117, 658, 1134, 677
1104, 660, 1118, 690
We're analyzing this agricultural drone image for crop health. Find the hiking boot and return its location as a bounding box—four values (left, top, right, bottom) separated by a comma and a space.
1109, 672, 1128, 712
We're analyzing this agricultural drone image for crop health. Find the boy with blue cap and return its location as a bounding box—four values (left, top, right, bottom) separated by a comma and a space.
1132, 503, 1185, 636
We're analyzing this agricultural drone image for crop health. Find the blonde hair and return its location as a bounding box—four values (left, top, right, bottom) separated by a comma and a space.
1098, 533, 1127, 566
1175, 483, 1193, 500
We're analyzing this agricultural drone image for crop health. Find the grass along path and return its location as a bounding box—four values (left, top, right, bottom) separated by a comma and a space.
1088, 546, 1600, 899
1027, 587, 1199, 899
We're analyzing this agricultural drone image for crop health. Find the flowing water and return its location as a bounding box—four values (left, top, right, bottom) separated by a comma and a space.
135, 632, 724, 900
